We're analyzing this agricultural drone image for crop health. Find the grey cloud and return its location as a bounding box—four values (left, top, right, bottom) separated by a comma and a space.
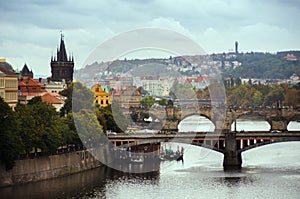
0, 0, 299, 75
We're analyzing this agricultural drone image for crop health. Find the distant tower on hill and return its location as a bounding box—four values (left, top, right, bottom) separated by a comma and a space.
50, 33, 74, 83
235, 41, 239, 54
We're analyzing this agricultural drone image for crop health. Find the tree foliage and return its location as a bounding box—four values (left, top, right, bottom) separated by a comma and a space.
222, 52, 300, 79
226, 83, 299, 107
0, 97, 22, 170
158, 98, 167, 106
97, 104, 128, 133
140, 96, 155, 108
16, 97, 63, 155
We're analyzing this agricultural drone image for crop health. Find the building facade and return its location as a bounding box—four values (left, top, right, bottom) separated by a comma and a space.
112, 86, 141, 108
0, 67, 18, 108
91, 84, 111, 107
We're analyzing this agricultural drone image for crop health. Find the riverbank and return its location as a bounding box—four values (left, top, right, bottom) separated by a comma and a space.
0, 149, 102, 187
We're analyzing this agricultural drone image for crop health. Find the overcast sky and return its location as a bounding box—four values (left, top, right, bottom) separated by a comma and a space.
0, 0, 299, 76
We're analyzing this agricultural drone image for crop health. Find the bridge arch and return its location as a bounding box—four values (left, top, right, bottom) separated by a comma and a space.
181, 113, 212, 122
241, 141, 300, 167
239, 139, 300, 153
233, 112, 271, 131
287, 121, 300, 131
178, 114, 215, 132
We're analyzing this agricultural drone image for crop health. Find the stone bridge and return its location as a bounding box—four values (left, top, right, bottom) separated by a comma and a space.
128, 101, 300, 132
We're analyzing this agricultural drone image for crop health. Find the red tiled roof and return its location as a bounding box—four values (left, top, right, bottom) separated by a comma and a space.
18, 77, 46, 96
41, 93, 64, 104
186, 76, 204, 83
284, 54, 297, 60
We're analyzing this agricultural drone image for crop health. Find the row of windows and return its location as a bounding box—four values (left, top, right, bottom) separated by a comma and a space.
95, 100, 109, 105
0, 78, 18, 88
0, 91, 4, 98
0, 78, 4, 87
5, 79, 18, 88
5, 92, 17, 101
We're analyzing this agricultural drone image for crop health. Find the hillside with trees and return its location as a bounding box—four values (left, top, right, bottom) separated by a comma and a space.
76, 51, 300, 80
222, 51, 300, 79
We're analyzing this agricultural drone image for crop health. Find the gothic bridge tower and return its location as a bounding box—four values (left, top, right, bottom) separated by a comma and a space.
50, 33, 74, 84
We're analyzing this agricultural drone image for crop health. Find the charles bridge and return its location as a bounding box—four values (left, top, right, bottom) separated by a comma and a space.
128, 100, 300, 132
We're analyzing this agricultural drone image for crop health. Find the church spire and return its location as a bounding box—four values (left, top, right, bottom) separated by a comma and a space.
57, 32, 68, 62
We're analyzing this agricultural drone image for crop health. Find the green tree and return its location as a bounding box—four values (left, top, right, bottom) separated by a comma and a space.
140, 96, 155, 108
72, 82, 94, 113
104, 104, 128, 132
59, 113, 82, 147
16, 97, 63, 155
15, 103, 36, 154
0, 98, 22, 170
264, 85, 284, 106
158, 98, 167, 106
59, 82, 74, 116
283, 88, 298, 107
227, 85, 249, 106
253, 90, 263, 106
73, 109, 103, 147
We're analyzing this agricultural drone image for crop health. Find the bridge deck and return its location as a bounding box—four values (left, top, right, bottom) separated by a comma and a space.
107, 131, 300, 139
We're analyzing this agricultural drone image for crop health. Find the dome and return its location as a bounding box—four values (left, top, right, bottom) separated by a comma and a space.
0, 58, 14, 72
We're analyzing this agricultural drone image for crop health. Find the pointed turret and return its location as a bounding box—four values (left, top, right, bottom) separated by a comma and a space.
21, 63, 33, 78
57, 34, 68, 62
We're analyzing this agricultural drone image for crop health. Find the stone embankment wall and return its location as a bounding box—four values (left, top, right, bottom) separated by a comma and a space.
0, 150, 103, 187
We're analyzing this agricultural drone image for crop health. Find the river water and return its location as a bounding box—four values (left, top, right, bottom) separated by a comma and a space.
1, 117, 300, 199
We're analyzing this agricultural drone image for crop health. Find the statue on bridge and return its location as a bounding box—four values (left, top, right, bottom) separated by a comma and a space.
163, 100, 180, 131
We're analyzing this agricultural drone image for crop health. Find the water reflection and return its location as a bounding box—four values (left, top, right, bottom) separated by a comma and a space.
215, 175, 255, 188
108, 161, 161, 173
1, 166, 109, 199
0, 165, 160, 199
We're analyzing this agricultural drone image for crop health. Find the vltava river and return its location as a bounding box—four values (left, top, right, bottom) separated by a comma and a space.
1, 117, 299, 199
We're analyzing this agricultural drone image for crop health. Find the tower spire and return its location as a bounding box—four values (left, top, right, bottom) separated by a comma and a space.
57, 31, 68, 62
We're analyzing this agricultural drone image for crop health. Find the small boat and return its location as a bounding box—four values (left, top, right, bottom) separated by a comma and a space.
130, 154, 144, 164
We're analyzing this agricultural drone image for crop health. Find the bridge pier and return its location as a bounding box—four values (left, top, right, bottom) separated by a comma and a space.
270, 120, 288, 131
223, 132, 242, 170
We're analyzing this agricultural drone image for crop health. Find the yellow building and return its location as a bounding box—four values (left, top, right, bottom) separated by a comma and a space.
0, 59, 18, 108
91, 84, 111, 107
